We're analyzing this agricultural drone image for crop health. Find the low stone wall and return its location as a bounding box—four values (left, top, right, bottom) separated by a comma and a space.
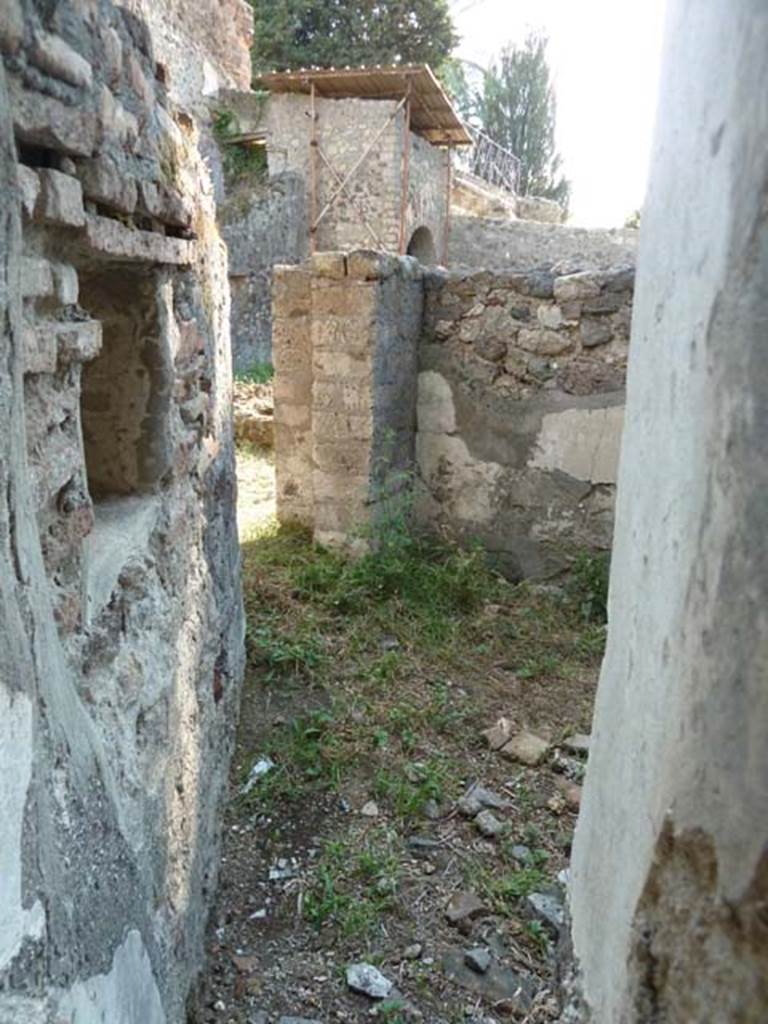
417, 266, 632, 577
450, 214, 638, 272
273, 252, 423, 547
0, 1, 245, 1020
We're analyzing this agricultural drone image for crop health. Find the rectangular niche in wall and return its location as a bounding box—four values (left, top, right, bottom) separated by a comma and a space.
79, 268, 173, 500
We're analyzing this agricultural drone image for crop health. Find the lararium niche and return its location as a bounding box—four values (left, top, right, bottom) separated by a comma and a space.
80, 267, 173, 499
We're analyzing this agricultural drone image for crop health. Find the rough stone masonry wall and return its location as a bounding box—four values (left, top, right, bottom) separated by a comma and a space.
417, 265, 632, 578
0, 1, 244, 1021
273, 252, 423, 548
569, 2, 768, 1020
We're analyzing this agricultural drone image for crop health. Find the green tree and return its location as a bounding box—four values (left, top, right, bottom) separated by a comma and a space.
251, 0, 458, 75
476, 33, 571, 210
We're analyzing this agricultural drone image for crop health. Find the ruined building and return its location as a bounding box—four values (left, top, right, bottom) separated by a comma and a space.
0, 0, 249, 1018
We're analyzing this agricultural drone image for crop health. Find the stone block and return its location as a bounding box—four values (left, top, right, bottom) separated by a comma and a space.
100, 26, 123, 85
38, 169, 85, 227
22, 323, 58, 375
98, 86, 139, 148
312, 411, 373, 442
17, 165, 41, 219
313, 380, 371, 415
346, 250, 399, 280
313, 349, 372, 380
553, 272, 603, 302
77, 156, 137, 214
138, 181, 192, 228
21, 258, 54, 299
537, 304, 564, 329
83, 215, 195, 265
604, 266, 635, 292
310, 251, 347, 278
313, 441, 371, 477
273, 268, 312, 317
311, 280, 377, 319
0, 0, 23, 54
52, 264, 79, 305
517, 328, 573, 357
581, 293, 624, 316
10, 81, 98, 157
312, 316, 374, 356
313, 470, 370, 503
580, 318, 613, 349
500, 731, 550, 766
31, 31, 93, 89
57, 321, 102, 363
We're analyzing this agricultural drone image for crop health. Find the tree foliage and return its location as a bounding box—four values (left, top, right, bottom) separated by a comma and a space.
451, 33, 571, 211
250, 0, 458, 74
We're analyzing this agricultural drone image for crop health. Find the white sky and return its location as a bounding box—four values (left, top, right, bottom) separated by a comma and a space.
452, 0, 668, 227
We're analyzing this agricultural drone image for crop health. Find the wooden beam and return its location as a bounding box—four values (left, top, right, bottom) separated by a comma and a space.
309, 80, 318, 254
398, 77, 413, 254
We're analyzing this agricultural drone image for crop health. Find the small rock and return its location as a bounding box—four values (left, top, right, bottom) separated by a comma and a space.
546, 794, 566, 815
269, 857, 298, 881
475, 810, 505, 838
407, 836, 440, 858
500, 731, 550, 766
403, 943, 423, 960
360, 800, 379, 817
551, 751, 585, 781
457, 783, 511, 817
241, 757, 275, 794
422, 798, 442, 820
375, 876, 397, 895
213, 1001, 226, 1012
445, 891, 486, 925
441, 950, 534, 1008
510, 844, 533, 864
481, 716, 514, 750
422, 862, 436, 875
464, 947, 492, 974
554, 777, 582, 809
526, 892, 565, 936
562, 733, 591, 756
346, 963, 393, 1000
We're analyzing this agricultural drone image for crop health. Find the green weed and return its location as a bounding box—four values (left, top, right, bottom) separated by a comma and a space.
235, 361, 274, 385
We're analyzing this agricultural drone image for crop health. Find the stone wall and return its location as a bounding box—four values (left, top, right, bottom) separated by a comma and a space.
221, 172, 308, 371
272, 250, 632, 576
450, 214, 638, 272
569, 2, 768, 1020
273, 252, 423, 548
266, 93, 449, 259
0, 1, 244, 1020
417, 266, 632, 578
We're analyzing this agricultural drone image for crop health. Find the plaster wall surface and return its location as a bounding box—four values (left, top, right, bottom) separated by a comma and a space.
0, 0, 245, 1019
569, 2, 768, 1019
416, 266, 632, 577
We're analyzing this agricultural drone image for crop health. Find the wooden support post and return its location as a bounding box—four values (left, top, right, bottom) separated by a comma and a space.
442, 146, 453, 266
398, 77, 413, 254
309, 80, 318, 254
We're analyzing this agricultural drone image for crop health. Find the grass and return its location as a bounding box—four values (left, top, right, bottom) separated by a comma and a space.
236, 508, 605, 952
235, 361, 274, 385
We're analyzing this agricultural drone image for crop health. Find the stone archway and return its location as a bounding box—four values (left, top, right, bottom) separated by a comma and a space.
406, 225, 437, 266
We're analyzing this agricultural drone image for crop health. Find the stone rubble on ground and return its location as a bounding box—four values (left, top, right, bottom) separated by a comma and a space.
445, 891, 486, 925
526, 892, 565, 936
474, 809, 506, 838
500, 731, 551, 766
241, 756, 276, 794
457, 782, 512, 817
562, 732, 591, 755
464, 947, 492, 974
346, 963, 393, 1000
480, 717, 514, 750
360, 800, 379, 817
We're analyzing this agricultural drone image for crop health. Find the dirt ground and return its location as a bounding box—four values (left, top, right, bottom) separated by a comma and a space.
193, 449, 602, 1024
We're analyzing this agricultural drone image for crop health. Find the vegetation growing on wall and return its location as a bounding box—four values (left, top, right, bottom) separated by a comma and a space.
213, 107, 269, 185
250, 0, 458, 74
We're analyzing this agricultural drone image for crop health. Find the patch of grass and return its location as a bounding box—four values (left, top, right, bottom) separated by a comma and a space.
567, 550, 610, 623
235, 361, 274, 385
478, 865, 548, 915
247, 619, 325, 681
373, 757, 449, 819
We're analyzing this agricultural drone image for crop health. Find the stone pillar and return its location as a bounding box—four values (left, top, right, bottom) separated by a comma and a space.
273, 265, 313, 526
569, 3, 768, 1021
273, 250, 423, 547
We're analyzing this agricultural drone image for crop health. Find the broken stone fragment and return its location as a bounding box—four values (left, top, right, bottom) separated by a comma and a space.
441, 949, 534, 1008
457, 783, 511, 817
17, 165, 41, 219
526, 891, 565, 936
562, 732, 591, 755
464, 947, 492, 974
554, 776, 582, 809
474, 809, 505, 838
346, 963, 393, 999
553, 271, 603, 302
481, 716, 513, 750
580, 317, 613, 348
445, 891, 486, 925
403, 943, 423, 960
360, 800, 379, 817
500, 731, 550, 766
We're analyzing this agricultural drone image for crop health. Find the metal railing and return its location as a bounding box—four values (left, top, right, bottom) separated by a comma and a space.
454, 123, 521, 196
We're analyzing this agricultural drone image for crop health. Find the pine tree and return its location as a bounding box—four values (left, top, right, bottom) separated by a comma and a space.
476, 33, 571, 210
251, 0, 458, 74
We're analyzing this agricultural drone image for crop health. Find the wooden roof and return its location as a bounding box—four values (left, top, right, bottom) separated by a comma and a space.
256, 64, 471, 146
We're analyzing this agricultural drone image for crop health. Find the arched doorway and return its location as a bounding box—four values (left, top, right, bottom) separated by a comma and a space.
406, 226, 437, 267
